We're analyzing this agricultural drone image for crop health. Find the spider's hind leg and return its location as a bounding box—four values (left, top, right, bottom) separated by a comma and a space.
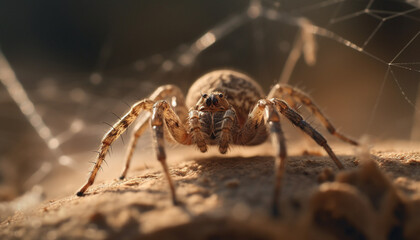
268, 84, 358, 146
119, 85, 188, 180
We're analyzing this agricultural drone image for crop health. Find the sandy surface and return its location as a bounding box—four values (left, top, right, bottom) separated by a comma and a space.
1, 140, 420, 240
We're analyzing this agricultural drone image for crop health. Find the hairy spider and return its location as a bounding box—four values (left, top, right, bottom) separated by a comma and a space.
76, 69, 358, 215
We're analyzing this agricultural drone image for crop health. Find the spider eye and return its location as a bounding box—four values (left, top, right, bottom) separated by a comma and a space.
206, 97, 212, 106
202, 93, 208, 98
212, 97, 218, 105
219, 93, 223, 98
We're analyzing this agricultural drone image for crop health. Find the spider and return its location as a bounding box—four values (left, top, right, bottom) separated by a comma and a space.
76, 69, 358, 215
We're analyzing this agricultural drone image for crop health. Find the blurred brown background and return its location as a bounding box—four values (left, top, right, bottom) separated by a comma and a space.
0, 0, 419, 199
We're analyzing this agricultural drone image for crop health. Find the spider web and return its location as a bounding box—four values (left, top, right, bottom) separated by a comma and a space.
0, 0, 419, 192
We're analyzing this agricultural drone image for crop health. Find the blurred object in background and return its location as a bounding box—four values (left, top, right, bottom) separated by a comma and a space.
0, 185, 44, 222
0, 0, 419, 203
411, 84, 420, 140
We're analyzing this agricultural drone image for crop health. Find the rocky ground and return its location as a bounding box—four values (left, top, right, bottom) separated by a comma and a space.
1, 140, 419, 240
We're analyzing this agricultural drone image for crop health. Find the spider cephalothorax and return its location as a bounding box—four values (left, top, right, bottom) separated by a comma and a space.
194, 92, 233, 149
76, 69, 358, 215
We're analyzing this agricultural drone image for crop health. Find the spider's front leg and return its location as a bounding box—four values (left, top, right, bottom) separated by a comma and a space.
150, 100, 190, 205
188, 110, 207, 153
120, 85, 188, 179
76, 99, 154, 196
263, 102, 287, 217
237, 99, 345, 216
236, 100, 287, 216
219, 108, 237, 154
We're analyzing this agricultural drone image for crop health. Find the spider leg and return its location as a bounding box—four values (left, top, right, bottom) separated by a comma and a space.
263, 102, 287, 217
188, 110, 207, 152
236, 99, 344, 215
236, 102, 267, 145
236, 100, 287, 216
119, 113, 150, 179
268, 84, 358, 146
120, 85, 188, 179
76, 99, 155, 196
272, 98, 344, 169
151, 100, 190, 205
218, 108, 237, 154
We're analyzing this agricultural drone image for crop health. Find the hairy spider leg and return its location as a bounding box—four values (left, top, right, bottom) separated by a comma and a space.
268, 84, 358, 146
150, 100, 190, 204
235, 100, 287, 216
77, 99, 155, 196
237, 98, 345, 216
120, 85, 188, 179
218, 108, 237, 154
272, 98, 344, 169
77, 86, 190, 197
188, 110, 208, 152
263, 102, 287, 217
235, 101, 267, 145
